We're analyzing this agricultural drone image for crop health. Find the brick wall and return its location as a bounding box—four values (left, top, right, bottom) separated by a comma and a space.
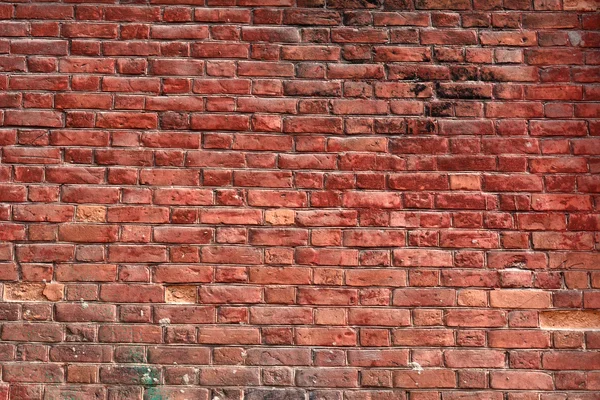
0, 0, 599, 398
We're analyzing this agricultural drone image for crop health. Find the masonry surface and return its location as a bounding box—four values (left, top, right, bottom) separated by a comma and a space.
0, 0, 599, 398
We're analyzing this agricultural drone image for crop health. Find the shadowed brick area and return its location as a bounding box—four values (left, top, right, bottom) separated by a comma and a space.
0, 0, 599, 398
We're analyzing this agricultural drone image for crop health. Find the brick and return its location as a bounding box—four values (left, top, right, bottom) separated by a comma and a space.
192, 43, 249, 58
445, 350, 506, 368
296, 328, 357, 346
62, 186, 118, 204
50, 130, 110, 147
148, 346, 210, 365
198, 327, 260, 345
327, 64, 384, 79
489, 330, 551, 348
201, 246, 262, 265
11, 39, 68, 55
100, 365, 161, 384
393, 370, 456, 388
348, 308, 410, 326
491, 371, 553, 390
393, 288, 456, 306
490, 289, 551, 308
55, 264, 117, 282
0, 185, 27, 202
58, 224, 118, 243
250, 307, 313, 325
5, 110, 63, 128
282, 46, 340, 61
238, 61, 294, 77
249, 266, 311, 285
530, 120, 588, 136
96, 112, 157, 129
2, 323, 62, 342
421, 30, 477, 45
107, 245, 167, 263
346, 269, 406, 286
532, 232, 594, 250
480, 31, 537, 46
343, 192, 402, 209
283, 9, 341, 25
191, 114, 249, 131
392, 329, 454, 346
55, 303, 116, 322
100, 284, 163, 303
153, 227, 213, 244
3, 363, 64, 383
446, 310, 507, 327
531, 194, 593, 211
296, 368, 358, 387
155, 305, 214, 324
526, 49, 584, 65
374, 47, 431, 62
242, 27, 300, 42
440, 231, 499, 248
16, 244, 74, 263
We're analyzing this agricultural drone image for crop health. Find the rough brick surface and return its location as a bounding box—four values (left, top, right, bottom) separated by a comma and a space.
0, 0, 599, 398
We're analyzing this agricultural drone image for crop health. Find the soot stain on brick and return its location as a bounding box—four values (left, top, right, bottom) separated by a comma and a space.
450, 66, 478, 81
410, 83, 429, 96
435, 83, 490, 99
426, 102, 453, 117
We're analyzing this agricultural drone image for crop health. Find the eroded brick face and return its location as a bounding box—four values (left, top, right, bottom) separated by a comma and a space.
0, 0, 599, 398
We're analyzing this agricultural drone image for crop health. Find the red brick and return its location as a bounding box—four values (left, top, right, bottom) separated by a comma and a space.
5, 110, 63, 127
55, 303, 116, 322
491, 371, 554, 391
393, 370, 456, 388
198, 327, 260, 345
107, 245, 167, 263
58, 224, 118, 243
100, 284, 163, 303
543, 351, 600, 370
55, 264, 116, 282
392, 329, 455, 346
296, 327, 357, 346
490, 289, 552, 308
11, 39, 68, 55
148, 346, 210, 365
532, 232, 594, 250
393, 288, 456, 307
446, 310, 507, 327
348, 308, 410, 327
61, 186, 118, 204
489, 330, 551, 348
96, 112, 157, 129
0, 184, 26, 203
249, 266, 311, 285
154, 305, 214, 324
1, 323, 62, 342
192, 43, 249, 58
250, 307, 313, 325
3, 363, 64, 383
201, 246, 262, 265
50, 130, 110, 147
16, 244, 74, 263
373, 47, 431, 62
445, 350, 506, 368
153, 188, 213, 206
